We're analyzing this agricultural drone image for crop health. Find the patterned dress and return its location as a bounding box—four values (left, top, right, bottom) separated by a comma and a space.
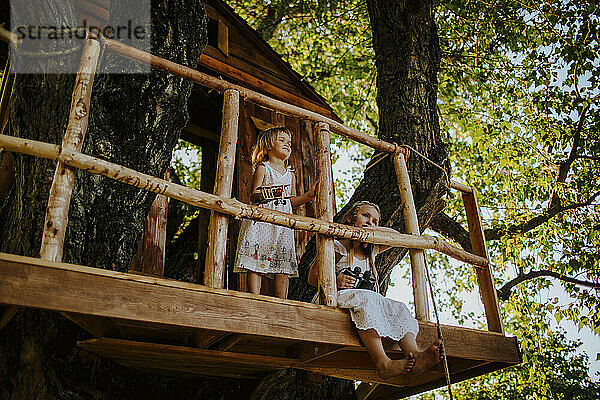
334, 240, 419, 341
233, 162, 298, 277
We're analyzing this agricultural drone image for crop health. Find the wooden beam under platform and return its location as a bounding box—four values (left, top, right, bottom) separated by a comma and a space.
0, 252, 520, 394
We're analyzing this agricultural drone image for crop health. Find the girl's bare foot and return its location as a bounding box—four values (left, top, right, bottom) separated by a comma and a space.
411, 340, 443, 374
377, 353, 415, 380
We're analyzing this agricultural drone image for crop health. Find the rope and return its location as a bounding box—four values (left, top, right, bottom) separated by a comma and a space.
422, 253, 454, 400
398, 144, 451, 192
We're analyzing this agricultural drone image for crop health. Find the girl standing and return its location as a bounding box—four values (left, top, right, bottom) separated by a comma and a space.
308, 201, 443, 379
234, 127, 316, 299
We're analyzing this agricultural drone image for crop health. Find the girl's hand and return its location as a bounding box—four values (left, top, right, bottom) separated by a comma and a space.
337, 272, 356, 289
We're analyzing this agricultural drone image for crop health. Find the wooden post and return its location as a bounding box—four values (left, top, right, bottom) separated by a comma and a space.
40, 38, 100, 262
314, 122, 336, 306
129, 170, 170, 277
462, 190, 504, 333
393, 152, 430, 321
204, 89, 240, 288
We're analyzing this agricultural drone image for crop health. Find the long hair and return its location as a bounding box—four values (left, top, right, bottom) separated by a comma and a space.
343, 201, 382, 292
251, 126, 292, 170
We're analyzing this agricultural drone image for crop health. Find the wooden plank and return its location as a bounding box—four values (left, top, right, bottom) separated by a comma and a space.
289, 342, 346, 364
198, 52, 338, 121
78, 337, 289, 379
196, 139, 217, 283
129, 169, 170, 277
356, 382, 379, 400
214, 334, 244, 351
0, 252, 520, 365
462, 190, 504, 333
393, 153, 429, 321
79, 337, 295, 369
205, 89, 240, 288
188, 331, 227, 348
39, 38, 100, 262
314, 122, 336, 306
217, 19, 229, 57
61, 313, 114, 337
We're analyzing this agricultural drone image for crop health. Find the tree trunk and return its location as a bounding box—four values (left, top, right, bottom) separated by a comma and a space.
0, 1, 250, 399
261, 0, 447, 398
0, 0, 447, 398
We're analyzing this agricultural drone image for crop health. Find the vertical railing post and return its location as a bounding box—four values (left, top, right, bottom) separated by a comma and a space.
462, 190, 504, 333
204, 89, 240, 288
314, 122, 337, 306
40, 37, 101, 262
393, 151, 430, 321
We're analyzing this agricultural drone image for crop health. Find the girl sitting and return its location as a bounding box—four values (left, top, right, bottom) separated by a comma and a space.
234, 126, 316, 299
308, 201, 443, 379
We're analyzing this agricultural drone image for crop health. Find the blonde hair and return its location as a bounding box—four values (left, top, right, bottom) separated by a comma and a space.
251, 126, 292, 170
343, 201, 381, 226
342, 200, 382, 293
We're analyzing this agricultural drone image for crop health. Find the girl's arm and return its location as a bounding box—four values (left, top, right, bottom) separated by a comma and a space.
249, 165, 267, 204
290, 173, 318, 208
308, 251, 343, 287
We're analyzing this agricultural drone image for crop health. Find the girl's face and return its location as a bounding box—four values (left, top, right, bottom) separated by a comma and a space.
270, 132, 292, 160
352, 205, 380, 228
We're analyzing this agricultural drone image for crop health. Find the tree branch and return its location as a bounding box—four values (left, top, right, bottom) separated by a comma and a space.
430, 212, 472, 252
498, 270, 600, 301
486, 191, 600, 240
486, 103, 597, 241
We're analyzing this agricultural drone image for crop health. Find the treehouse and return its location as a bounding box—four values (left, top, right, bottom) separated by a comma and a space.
0, 3, 520, 399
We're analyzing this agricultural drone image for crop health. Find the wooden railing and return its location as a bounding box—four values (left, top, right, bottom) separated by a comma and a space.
0, 31, 503, 333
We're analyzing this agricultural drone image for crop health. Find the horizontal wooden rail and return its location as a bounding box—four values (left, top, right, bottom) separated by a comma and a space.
0, 26, 395, 153
0, 134, 488, 268
450, 180, 473, 193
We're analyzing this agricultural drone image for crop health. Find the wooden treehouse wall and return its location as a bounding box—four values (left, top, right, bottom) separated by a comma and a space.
229, 100, 321, 292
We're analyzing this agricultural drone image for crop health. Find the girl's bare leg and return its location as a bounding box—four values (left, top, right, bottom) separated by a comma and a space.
274, 274, 289, 299
399, 333, 443, 374
247, 272, 262, 295
358, 329, 414, 380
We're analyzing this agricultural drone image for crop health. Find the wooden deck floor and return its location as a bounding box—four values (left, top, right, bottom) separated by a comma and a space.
0, 253, 520, 398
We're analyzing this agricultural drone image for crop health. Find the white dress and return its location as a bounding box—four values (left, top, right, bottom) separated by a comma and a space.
335, 240, 419, 341
233, 162, 298, 277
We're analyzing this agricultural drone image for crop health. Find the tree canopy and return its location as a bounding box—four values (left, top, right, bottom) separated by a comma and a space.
216, 0, 600, 394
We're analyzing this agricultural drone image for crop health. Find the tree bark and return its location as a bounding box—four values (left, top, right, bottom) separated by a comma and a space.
0, 1, 228, 399
0, 0, 447, 398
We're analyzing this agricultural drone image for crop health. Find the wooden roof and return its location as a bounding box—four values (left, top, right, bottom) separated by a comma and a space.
1, 252, 521, 398
0, 1, 339, 121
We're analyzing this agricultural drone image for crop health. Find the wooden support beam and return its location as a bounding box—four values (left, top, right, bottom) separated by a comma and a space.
61, 312, 113, 337
0, 305, 18, 332
0, 134, 490, 268
462, 190, 504, 333
356, 382, 379, 400
393, 153, 429, 321
39, 37, 100, 262
0, 252, 521, 363
188, 331, 228, 348
78, 337, 293, 378
204, 89, 240, 288
289, 342, 345, 364
129, 169, 170, 277
450, 180, 472, 193
314, 122, 337, 307
214, 334, 244, 351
